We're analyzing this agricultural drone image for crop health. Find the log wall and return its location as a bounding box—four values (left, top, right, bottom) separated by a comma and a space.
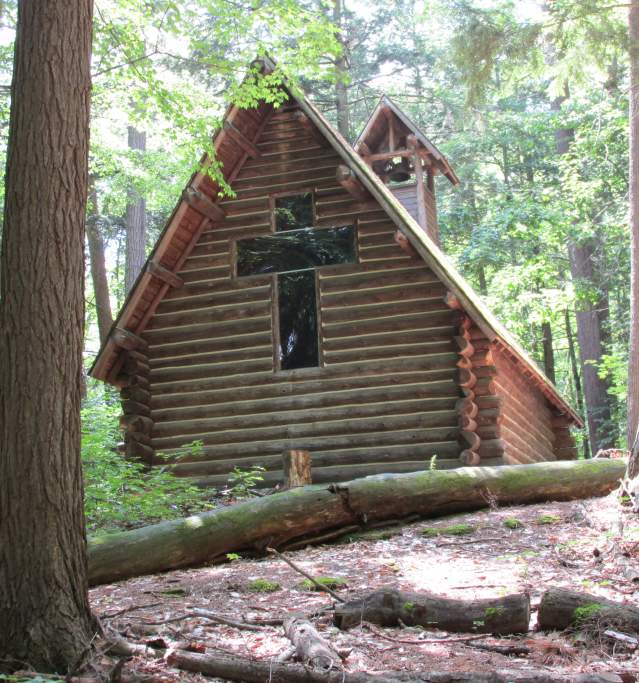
143, 102, 464, 488
492, 346, 556, 464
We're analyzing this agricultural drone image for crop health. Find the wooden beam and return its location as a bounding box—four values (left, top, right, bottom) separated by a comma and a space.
182, 186, 226, 222
294, 110, 329, 147
223, 121, 261, 159
147, 260, 184, 289
336, 164, 369, 201
367, 149, 413, 162
407, 134, 438, 244
112, 327, 148, 352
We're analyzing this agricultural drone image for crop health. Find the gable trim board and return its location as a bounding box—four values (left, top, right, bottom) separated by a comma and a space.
90, 63, 582, 469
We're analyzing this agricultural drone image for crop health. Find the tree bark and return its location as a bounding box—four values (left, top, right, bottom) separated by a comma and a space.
86, 177, 113, 344
124, 125, 147, 294
628, 1, 639, 472
86, 459, 625, 586
552, 95, 614, 454
333, 0, 350, 139
541, 321, 555, 384
538, 587, 639, 633
334, 588, 530, 635
0, 0, 94, 672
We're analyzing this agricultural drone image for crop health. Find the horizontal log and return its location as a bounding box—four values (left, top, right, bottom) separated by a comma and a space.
182, 186, 225, 222
334, 587, 530, 635
122, 399, 151, 418
321, 285, 446, 309
168, 447, 463, 477
325, 341, 454, 365
119, 414, 153, 435
459, 429, 480, 452
538, 587, 639, 633
476, 395, 503, 410
120, 386, 151, 404
112, 327, 148, 352
321, 299, 450, 324
123, 440, 154, 464
477, 424, 501, 440
143, 315, 271, 345
121, 355, 149, 376
147, 260, 184, 289
87, 459, 627, 585
223, 120, 261, 158
115, 373, 150, 391
154, 425, 460, 459
322, 311, 457, 338
459, 450, 481, 465
322, 328, 454, 353
478, 439, 506, 459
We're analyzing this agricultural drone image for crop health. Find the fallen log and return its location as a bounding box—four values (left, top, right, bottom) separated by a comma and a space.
166, 649, 631, 683
334, 588, 530, 635
88, 459, 625, 586
538, 587, 639, 633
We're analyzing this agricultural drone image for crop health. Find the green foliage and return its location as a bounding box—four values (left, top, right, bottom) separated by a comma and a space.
227, 465, 266, 497
226, 552, 242, 562
536, 514, 561, 525
421, 523, 476, 537
81, 384, 213, 532
299, 576, 348, 591
429, 455, 438, 471
574, 602, 603, 623
247, 578, 281, 593
504, 517, 523, 530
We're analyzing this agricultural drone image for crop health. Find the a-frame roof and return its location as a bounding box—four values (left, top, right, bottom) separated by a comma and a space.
355, 95, 459, 186
90, 59, 581, 425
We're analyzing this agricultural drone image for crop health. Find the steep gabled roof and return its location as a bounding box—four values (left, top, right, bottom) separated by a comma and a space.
90, 59, 581, 426
355, 95, 459, 186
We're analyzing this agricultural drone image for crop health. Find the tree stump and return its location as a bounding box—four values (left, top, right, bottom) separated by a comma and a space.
283, 450, 312, 488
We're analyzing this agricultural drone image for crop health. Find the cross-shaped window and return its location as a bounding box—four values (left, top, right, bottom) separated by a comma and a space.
235, 192, 357, 370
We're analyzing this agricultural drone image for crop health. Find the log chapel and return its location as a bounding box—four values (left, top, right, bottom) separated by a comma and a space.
90, 60, 582, 488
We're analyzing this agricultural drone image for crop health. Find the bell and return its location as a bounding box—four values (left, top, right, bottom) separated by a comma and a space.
386, 157, 411, 183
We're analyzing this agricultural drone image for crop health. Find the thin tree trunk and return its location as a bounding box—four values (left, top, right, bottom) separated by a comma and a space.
628, 1, 639, 465
333, 0, 350, 139
0, 0, 94, 672
87, 177, 113, 344
541, 321, 555, 384
564, 308, 589, 459
124, 125, 146, 294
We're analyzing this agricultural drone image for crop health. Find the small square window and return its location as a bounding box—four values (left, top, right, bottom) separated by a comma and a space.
275, 193, 313, 231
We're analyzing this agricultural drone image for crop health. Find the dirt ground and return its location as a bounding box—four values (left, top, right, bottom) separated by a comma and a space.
90, 491, 639, 681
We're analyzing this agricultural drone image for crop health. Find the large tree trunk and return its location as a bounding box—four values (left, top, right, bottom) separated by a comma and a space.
553, 96, 614, 454
87, 177, 114, 344
541, 320, 555, 384
628, 1, 639, 473
124, 125, 146, 294
0, 0, 94, 672
333, 0, 350, 139
87, 459, 625, 586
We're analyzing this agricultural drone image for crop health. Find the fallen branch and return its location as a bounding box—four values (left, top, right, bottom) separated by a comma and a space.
361, 622, 487, 645
267, 547, 346, 602
88, 460, 626, 586
334, 587, 530, 635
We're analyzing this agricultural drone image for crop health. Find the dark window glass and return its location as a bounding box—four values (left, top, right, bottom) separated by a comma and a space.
275, 193, 313, 231
278, 271, 318, 370
236, 225, 356, 277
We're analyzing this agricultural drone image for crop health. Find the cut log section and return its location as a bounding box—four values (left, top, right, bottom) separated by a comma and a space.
538, 588, 639, 633
87, 459, 626, 586
283, 449, 312, 488
333, 588, 530, 635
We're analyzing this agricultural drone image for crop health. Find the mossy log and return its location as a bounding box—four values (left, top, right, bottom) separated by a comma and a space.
87, 459, 625, 586
333, 588, 530, 635
538, 588, 639, 633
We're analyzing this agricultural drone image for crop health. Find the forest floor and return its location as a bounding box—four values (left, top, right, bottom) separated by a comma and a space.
90, 491, 639, 681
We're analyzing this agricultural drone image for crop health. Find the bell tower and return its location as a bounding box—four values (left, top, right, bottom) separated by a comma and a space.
354, 96, 458, 247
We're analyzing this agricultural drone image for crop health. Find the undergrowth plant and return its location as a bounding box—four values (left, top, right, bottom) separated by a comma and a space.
82, 387, 213, 533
